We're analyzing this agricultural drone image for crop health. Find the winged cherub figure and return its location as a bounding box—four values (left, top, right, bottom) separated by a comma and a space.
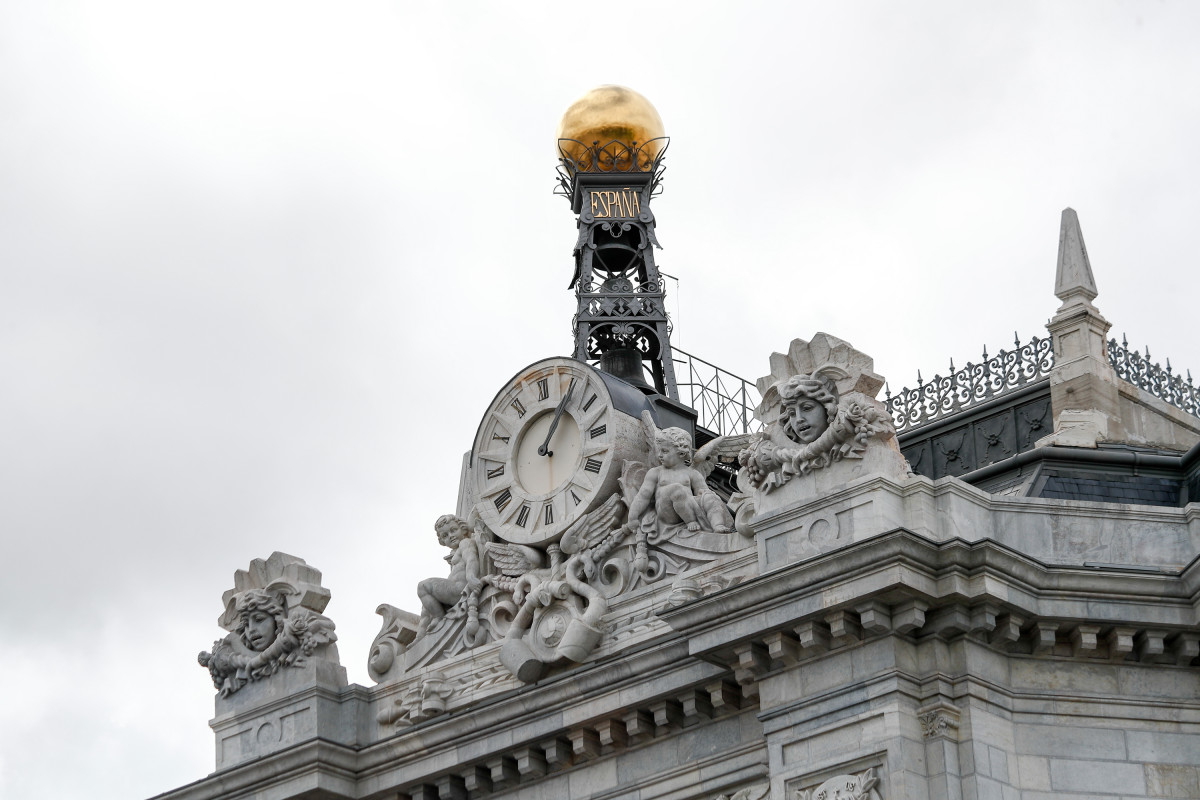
624, 411, 745, 538
415, 515, 482, 637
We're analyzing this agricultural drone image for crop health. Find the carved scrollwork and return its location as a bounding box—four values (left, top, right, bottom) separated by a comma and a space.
496, 495, 629, 682
368, 604, 420, 683
1108, 335, 1199, 418
886, 334, 1055, 432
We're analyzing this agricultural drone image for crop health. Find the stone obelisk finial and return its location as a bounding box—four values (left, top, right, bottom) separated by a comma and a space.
1055, 207, 1099, 309
1042, 208, 1120, 447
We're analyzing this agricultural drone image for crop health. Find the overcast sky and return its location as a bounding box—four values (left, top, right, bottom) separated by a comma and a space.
2, 3, 1198, 798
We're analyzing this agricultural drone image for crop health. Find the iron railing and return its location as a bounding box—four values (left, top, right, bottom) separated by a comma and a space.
673, 348, 762, 436
1108, 335, 1199, 418
885, 334, 1055, 433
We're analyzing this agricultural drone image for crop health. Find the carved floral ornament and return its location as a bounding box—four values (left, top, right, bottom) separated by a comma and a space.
198, 553, 338, 697
795, 768, 882, 800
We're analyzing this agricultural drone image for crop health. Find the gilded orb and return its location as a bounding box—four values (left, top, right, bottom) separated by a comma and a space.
556, 85, 665, 169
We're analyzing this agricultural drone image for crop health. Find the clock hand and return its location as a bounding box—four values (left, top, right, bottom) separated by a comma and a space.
537, 378, 576, 457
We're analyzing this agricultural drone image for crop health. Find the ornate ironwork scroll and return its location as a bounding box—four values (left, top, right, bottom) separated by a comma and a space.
673, 348, 763, 436
555, 137, 669, 183
1108, 335, 1199, 418
886, 334, 1054, 433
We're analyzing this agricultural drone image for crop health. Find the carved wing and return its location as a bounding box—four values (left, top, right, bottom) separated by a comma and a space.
484, 542, 545, 577
472, 518, 496, 577
559, 493, 626, 555
640, 410, 661, 466
693, 433, 753, 478
618, 459, 650, 511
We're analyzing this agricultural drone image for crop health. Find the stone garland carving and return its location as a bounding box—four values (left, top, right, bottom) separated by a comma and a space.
796, 768, 881, 800
739, 373, 894, 493
198, 552, 338, 697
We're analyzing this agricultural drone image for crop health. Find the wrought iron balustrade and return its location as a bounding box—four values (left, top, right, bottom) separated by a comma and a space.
1108, 335, 1199, 418
886, 334, 1055, 433
673, 348, 762, 437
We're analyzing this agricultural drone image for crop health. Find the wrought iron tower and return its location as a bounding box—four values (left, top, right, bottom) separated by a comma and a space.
556, 134, 678, 400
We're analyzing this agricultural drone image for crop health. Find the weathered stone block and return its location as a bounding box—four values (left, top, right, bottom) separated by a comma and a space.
1049, 758, 1146, 795
1144, 763, 1200, 798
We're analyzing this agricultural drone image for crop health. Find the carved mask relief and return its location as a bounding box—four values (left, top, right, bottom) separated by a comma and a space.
779, 375, 837, 445
244, 610, 278, 652
236, 590, 285, 652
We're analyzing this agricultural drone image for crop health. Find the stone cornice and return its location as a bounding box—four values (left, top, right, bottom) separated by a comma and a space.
149, 738, 359, 800
659, 531, 1200, 677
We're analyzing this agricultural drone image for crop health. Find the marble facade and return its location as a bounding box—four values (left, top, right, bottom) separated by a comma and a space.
154, 209, 1199, 800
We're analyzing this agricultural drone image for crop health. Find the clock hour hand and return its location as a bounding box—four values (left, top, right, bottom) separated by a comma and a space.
537, 379, 576, 457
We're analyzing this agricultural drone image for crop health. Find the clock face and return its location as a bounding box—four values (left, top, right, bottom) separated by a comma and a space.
471, 358, 621, 546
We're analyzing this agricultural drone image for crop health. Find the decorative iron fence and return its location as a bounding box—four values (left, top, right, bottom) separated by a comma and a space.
673, 348, 763, 436
1108, 335, 1199, 418
886, 334, 1055, 433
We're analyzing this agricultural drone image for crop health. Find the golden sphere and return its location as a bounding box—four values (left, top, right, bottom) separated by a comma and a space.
556, 85, 665, 167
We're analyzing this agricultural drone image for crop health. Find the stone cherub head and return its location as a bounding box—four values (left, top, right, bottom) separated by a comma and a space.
777, 374, 839, 445
653, 426, 694, 467
434, 514, 471, 549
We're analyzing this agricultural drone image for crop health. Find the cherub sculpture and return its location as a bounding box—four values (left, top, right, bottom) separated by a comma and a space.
619, 411, 749, 560
415, 514, 482, 637
628, 425, 733, 534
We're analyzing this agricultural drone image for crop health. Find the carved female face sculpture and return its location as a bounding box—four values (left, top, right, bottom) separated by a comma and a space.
235, 589, 286, 652
244, 610, 278, 652
785, 397, 827, 444
778, 375, 838, 445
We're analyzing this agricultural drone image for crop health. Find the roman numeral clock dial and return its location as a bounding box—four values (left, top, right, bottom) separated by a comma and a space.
470, 357, 640, 547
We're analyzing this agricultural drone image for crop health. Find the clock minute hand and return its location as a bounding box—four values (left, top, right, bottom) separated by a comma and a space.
537, 379, 576, 456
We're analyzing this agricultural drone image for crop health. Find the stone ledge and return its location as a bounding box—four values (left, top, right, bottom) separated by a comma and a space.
661, 531, 1200, 697
149, 738, 359, 800
752, 472, 1200, 571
